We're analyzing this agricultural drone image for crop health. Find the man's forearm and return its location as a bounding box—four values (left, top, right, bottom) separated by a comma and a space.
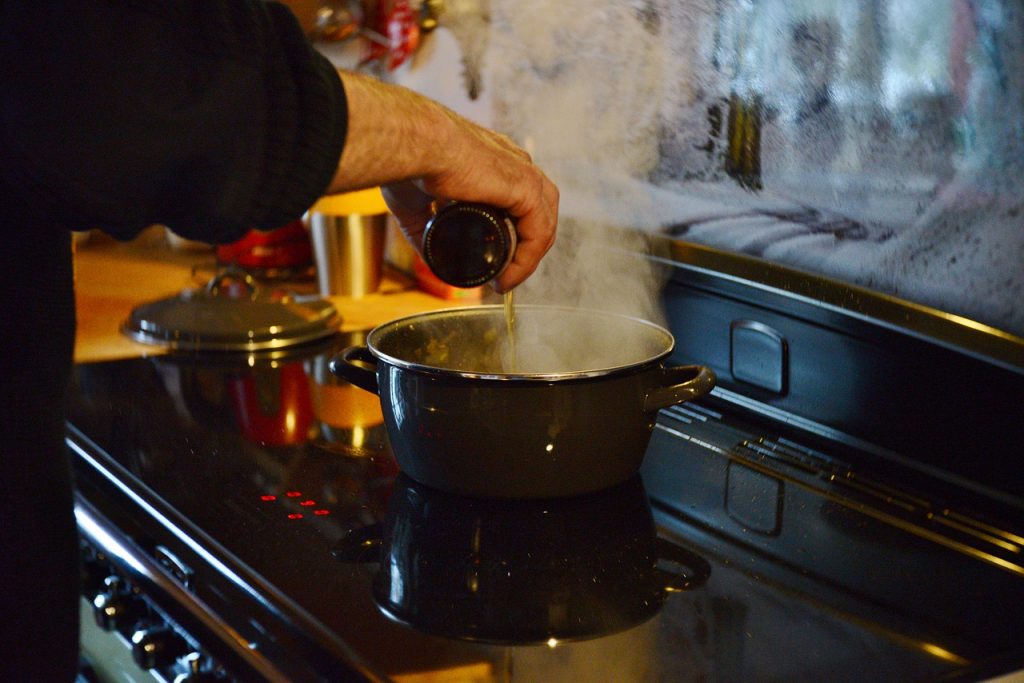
327, 71, 451, 193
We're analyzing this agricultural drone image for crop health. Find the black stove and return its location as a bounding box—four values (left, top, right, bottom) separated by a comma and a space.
68, 249, 1024, 682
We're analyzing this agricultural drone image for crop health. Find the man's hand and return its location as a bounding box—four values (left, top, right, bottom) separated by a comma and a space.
327, 72, 558, 292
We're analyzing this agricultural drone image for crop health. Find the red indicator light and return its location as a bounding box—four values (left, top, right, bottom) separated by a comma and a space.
260, 495, 277, 502
287, 513, 304, 520
300, 499, 316, 507
285, 491, 302, 498
313, 509, 330, 516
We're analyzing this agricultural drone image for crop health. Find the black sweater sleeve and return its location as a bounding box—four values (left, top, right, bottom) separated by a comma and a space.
0, 0, 348, 244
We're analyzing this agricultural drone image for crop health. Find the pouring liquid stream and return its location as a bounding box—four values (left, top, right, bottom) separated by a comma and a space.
504, 290, 518, 373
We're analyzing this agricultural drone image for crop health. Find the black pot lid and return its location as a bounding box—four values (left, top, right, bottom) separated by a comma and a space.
122, 270, 340, 352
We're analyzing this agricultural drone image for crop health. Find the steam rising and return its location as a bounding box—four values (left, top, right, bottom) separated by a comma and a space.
482, 0, 677, 357
459, 0, 1024, 340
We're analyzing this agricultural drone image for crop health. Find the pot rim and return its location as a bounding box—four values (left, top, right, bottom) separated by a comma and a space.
365, 304, 675, 381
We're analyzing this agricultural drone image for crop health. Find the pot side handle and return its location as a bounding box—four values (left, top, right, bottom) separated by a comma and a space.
329, 346, 380, 395
643, 365, 716, 413
654, 537, 711, 592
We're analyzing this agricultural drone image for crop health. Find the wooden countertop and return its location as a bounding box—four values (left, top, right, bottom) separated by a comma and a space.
73, 227, 469, 363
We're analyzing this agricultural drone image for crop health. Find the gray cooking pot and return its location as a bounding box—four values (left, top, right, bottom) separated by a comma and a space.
329, 305, 714, 498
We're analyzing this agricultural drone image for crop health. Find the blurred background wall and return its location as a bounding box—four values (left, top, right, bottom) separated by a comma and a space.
325, 0, 1024, 336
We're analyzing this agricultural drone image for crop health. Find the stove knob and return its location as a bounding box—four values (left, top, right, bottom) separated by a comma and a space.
131, 625, 188, 670
173, 652, 225, 683
92, 578, 144, 632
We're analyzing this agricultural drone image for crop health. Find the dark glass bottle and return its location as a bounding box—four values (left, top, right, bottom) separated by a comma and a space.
422, 202, 517, 287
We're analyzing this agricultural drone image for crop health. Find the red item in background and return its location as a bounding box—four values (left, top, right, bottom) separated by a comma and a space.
363, 0, 419, 71
216, 220, 312, 269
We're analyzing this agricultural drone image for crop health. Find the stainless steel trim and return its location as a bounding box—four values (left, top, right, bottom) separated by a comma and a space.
67, 428, 382, 681
68, 437, 281, 616
74, 498, 292, 683
657, 239, 1024, 374
708, 387, 1024, 512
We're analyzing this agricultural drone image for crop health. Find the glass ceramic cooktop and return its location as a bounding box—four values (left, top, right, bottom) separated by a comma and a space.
66, 340, 1022, 681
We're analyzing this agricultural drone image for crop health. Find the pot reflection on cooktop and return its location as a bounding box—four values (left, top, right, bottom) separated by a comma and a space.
332, 475, 710, 645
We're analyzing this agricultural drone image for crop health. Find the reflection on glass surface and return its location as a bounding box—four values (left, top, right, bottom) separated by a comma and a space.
334, 475, 710, 644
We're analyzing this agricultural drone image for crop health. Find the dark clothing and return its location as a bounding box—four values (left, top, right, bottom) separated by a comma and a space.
1, 2, 347, 679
